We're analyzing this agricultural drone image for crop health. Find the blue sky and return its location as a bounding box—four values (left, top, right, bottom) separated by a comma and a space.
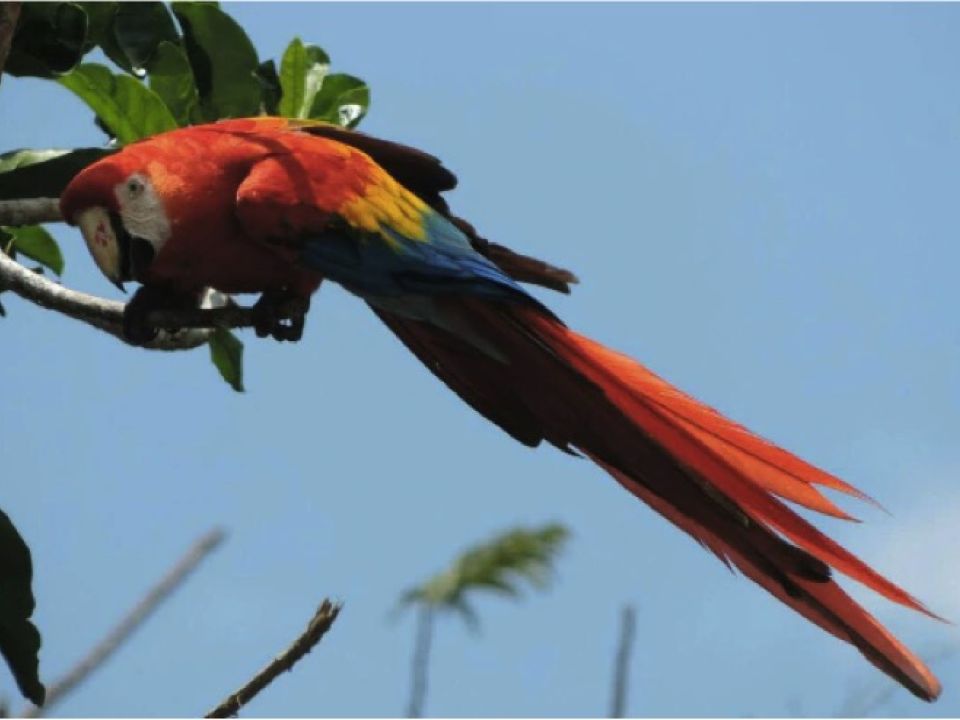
2, 2, 959, 716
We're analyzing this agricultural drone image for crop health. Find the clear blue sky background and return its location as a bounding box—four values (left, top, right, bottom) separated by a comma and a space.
2, 2, 959, 717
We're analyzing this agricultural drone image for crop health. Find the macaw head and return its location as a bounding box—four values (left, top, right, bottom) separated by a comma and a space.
60, 152, 175, 290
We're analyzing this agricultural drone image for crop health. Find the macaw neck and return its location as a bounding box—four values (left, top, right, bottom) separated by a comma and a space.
127, 127, 322, 298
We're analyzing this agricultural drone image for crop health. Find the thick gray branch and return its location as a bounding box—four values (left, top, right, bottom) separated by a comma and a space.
0, 199, 61, 226
0, 250, 224, 349
0, 201, 284, 350
206, 600, 342, 718
0, 251, 269, 350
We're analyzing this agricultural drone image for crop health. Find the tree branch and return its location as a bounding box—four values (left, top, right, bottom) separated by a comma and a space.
0, 250, 217, 349
205, 599, 342, 718
0, 3, 21, 82
609, 604, 636, 718
406, 605, 433, 718
21, 529, 226, 718
0, 248, 275, 350
0, 199, 275, 350
0, 199, 61, 227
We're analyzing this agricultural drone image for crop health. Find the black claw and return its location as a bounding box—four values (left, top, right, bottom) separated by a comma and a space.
251, 290, 309, 343
122, 306, 159, 344
122, 287, 163, 344
122, 285, 199, 345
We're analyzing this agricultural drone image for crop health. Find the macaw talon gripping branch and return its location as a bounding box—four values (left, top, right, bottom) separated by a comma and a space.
58, 116, 943, 701
251, 289, 311, 342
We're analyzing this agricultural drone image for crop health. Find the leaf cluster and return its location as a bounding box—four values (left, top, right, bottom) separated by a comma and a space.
398, 524, 570, 630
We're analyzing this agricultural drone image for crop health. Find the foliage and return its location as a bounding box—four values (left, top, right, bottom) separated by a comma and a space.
398, 524, 569, 716
1, 225, 64, 276
0, 1, 372, 703
0, 2, 371, 392
398, 524, 570, 629
208, 326, 245, 393
0, 510, 44, 706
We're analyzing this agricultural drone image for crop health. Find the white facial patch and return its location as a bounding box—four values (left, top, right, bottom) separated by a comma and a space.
114, 173, 171, 253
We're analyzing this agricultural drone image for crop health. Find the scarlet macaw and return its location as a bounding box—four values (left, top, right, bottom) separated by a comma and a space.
59, 117, 941, 700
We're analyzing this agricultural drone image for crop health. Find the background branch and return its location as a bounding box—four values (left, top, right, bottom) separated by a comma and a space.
406, 605, 433, 718
609, 604, 636, 718
21, 529, 226, 718
205, 599, 342, 718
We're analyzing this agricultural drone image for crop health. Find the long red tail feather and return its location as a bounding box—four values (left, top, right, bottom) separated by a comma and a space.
375, 298, 942, 701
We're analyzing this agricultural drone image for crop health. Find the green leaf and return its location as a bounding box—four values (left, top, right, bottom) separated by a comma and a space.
78, 2, 117, 53
172, 2, 260, 120
78, 2, 136, 75
111, 2, 179, 75
58, 63, 178, 144
0, 148, 114, 200
208, 327, 245, 392
278, 37, 330, 120
5, 2, 88, 78
254, 60, 281, 116
398, 523, 569, 629
309, 73, 370, 128
3, 227, 64, 276
0, 509, 45, 706
147, 41, 201, 126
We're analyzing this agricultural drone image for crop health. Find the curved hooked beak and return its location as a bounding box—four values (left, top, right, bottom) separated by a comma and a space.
75, 207, 155, 291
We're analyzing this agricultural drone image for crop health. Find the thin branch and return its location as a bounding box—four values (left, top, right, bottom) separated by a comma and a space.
205, 599, 343, 718
0, 199, 61, 226
609, 604, 636, 718
21, 529, 226, 718
406, 605, 434, 718
0, 2, 21, 82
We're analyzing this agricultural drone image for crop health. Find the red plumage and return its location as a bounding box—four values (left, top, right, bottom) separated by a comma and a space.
59, 119, 943, 700
378, 297, 942, 701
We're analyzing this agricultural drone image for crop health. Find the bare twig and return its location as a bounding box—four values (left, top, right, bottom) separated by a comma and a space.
205, 599, 342, 718
610, 605, 636, 718
0, 2, 21, 82
406, 605, 434, 718
0, 199, 61, 226
21, 529, 226, 718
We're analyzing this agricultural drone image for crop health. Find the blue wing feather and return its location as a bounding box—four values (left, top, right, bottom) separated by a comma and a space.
299, 211, 539, 305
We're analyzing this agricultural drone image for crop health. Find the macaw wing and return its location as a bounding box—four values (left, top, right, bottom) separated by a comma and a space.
268, 119, 579, 294
235, 146, 538, 307
297, 122, 458, 213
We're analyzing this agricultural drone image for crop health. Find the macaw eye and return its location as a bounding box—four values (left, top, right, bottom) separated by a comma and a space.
126, 178, 144, 195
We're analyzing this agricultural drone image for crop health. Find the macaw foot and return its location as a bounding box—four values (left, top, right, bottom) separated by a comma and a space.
251, 290, 309, 342
123, 285, 199, 345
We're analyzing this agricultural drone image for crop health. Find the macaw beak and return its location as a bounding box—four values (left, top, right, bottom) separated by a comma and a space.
74, 207, 158, 291
75, 207, 127, 291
